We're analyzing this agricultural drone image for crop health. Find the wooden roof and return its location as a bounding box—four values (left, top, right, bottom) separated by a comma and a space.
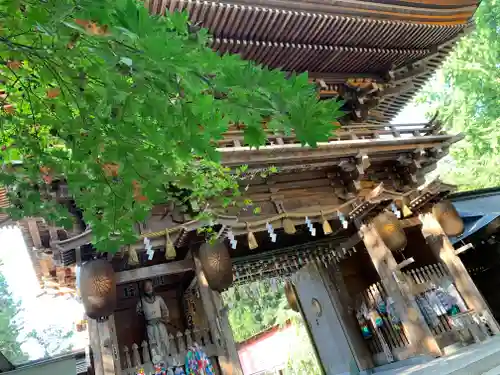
147, 0, 478, 123
16, 218, 78, 295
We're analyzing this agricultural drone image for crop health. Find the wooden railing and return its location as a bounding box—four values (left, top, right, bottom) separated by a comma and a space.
404, 263, 457, 337
216, 122, 443, 149
358, 282, 409, 359
357, 263, 480, 360
121, 328, 219, 375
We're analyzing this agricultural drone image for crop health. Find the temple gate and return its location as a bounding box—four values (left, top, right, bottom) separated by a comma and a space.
5, 0, 497, 374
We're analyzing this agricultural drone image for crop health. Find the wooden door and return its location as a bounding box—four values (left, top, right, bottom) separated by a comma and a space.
294, 262, 360, 375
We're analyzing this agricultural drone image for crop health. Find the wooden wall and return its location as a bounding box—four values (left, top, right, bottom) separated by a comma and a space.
339, 247, 380, 299
397, 226, 441, 269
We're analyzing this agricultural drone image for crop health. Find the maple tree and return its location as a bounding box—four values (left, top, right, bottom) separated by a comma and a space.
0, 0, 342, 251
417, 0, 500, 191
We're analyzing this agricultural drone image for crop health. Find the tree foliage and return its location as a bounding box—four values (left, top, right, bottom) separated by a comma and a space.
417, 0, 500, 191
0, 269, 28, 364
27, 325, 74, 358
0, 0, 342, 251
223, 282, 293, 342
223, 282, 322, 375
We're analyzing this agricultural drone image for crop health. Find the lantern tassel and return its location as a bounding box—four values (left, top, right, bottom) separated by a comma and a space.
283, 215, 296, 234
322, 212, 333, 235
247, 231, 258, 250
246, 223, 258, 250
127, 245, 139, 266
165, 232, 176, 259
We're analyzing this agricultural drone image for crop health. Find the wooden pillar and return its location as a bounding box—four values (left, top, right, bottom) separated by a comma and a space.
88, 319, 104, 375
194, 255, 243, 375
97, 316, 121, 375
420, 213, 500, 334
360, 224, 442, 358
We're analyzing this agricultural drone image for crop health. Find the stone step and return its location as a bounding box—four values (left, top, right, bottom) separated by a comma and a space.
371, 356, 433, 374
482, 365, 500, 375
371, 338, 500, 375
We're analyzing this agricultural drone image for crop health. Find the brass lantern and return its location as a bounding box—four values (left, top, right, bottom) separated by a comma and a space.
432, 200, 464, 237
199, 241, 233, 292
284, 281, 299, 312
79, 259, 116, 320
373, 211, 407, 252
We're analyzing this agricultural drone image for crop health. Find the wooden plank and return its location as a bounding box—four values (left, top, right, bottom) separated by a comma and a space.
194, 255, 243, 375
98, 318, 119, 375
107, 315, 122, 375
27, 219, 42, 249
360, 224, 442, 358
420, 213, 500, 334
245, 178, 332, 194
219, 135, 460, 166
115, 259, 194, 285
212, 291, 243, 375
89, 319, 105, 375
323, 263, 374, 370
218, 127, 432, 147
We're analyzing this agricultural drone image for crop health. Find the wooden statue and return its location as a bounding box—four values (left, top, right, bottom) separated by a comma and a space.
136, 279, 170, 359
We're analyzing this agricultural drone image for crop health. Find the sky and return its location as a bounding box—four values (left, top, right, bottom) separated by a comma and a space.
391, 101, 428, 125
0, 226, 88, 363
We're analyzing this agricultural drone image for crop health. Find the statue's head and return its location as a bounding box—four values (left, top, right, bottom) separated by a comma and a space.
143, 279, 154, 297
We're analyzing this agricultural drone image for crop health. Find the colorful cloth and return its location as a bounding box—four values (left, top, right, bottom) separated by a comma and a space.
435, 287, 457, 311
386, 297, 401, 325
368, 309, 383, 328
185, 346, 214, 375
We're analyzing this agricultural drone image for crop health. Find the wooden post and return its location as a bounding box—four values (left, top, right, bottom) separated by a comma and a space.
420, 213, 500, 334
88, 319, 105, 375
194, 255, 243, 375
360, 224, 442, 358
97, 316, 120, 375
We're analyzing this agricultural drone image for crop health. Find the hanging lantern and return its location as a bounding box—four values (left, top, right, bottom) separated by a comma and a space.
79, 259, 116, 320
432, 200, 464, 237
373, 211, 407, 252
199, 241, 233, 292
284, 281, 299, 312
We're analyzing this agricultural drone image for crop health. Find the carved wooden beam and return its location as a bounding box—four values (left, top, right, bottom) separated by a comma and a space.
218, 134, 462, 167
115, 258, 194, 285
